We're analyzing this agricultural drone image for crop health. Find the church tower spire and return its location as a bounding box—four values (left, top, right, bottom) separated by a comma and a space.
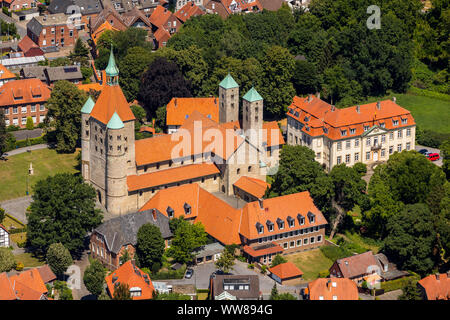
105, 45, 119, 86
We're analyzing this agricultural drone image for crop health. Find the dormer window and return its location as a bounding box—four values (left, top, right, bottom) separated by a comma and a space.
183, 202, 191, 215
256, 222, 264, 234
350, 128, 355, 135
297, 213, 305, 225
380, 122, 385, 128
166, 206, 174, 218
364, 125, 370, 131
341, 130, 347, 136
266, 220, 274, 232
287, 216, 295, 228
401, 118, 407, 125
393, 119, 399, 126
307, 211, 315, 224
276, 218, 284, 230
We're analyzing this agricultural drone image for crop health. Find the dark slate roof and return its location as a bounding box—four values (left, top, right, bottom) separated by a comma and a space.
48, 0, 103, 15
212, 275, 260, 300
20, 66, 47, 81
45, 65, 83, 82
27, 17, 43, 39
94, 209, 172, 254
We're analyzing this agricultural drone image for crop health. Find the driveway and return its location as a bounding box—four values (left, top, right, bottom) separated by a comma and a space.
415, 144, 442, 167
0, 196, 31, 224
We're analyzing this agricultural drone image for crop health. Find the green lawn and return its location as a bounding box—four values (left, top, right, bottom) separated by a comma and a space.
14, 252, 45, 268
342, 231, 382, 254
285, 248, 334, 281
361, 92, 450, 134
2, 215, 25, 229
0, 148, 79, 201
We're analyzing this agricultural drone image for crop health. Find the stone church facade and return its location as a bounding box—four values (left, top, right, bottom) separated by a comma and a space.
81, 52, 284, 215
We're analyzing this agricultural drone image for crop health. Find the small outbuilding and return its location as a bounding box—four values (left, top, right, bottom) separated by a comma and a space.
268, 262, 303, 285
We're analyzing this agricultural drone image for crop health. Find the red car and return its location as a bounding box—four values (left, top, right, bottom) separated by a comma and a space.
427, 153, 440, 161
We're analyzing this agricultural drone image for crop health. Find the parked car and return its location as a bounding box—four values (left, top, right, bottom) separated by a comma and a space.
185, 268, 194, 279
418, 149, 429, 155
427, 153, 440, 161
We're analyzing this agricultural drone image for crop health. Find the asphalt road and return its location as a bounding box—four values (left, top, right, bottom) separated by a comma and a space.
415, 144, 442, 167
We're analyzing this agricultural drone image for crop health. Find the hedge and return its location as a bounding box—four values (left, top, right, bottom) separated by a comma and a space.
5, 135, 47, 152
416, 127, 450, 148
409, 87, 450, 102
5, 213, 25, 228
8, 227, 27, 234
380, 275, 419, 293
320, 245, 352, 262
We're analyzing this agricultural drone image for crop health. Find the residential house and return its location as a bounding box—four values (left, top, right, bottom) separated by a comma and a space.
21, 65, 83, 86
0, 64, 17, 87
192, 242, 224, 265
166, 97, 219, 134
268, 262, 303, 285
139, 184, 328, 265
90, 209, 173, 270
2, 0, 38, 11
233, 176, 270, 202
0, 78, 51, 127
417, 272, 450, 300
0, 224, 10, 248
305, 278, 359, 300
204, 0, 230, 18
211, 274, 261, 300
47, 0, 104, 30
105, 260, 155, 299
27, 13, 79, 52
149, 5, 181, 47
17, 35, 45, 57
175, 0, 206, 12
11, 7, 39, 21
1, 268, 50, 300
174, 2, 205, 23
286, 94, 416, 171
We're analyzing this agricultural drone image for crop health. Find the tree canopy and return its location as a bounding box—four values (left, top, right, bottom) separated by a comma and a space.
83, 259, 106, 297
136, 223, 165, 272
46, 242, 73, 277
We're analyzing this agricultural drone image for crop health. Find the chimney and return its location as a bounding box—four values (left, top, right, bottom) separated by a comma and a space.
307, 94, 312, 102
356, 105, 360, 113
376, 101, 381, 110
331, 105, 335, 112
436, 273, 440, 281
392, 96, 396, 103
174, 98, 177, 107
316, 92, 320, 99
152, 208, 157, 221
258, 198, 263, 209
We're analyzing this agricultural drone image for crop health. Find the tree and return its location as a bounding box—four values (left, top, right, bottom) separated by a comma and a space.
26, 116, 34, 130
167, 218, 208, 264
69, 38, 90, 66
270, 254, 287, 268
53, 280, 73, 300
131, 105, 146, 125
83, 259, 106, 297
441, 139, 450, 180
138, 57, 192, 120
0, 109, 7, 159
292, 60, 321, 95
214, 250, 235, 274
27, 173, 102, 256
382, 203, 437, 275
44, 81, 88, 153
259, 45, 296, 118
136, 223, 165, 271
0, 208, 5, 224
398, 278, 421, 300
119, 249, 131, 265
113, 282, 132, 300
0, 248, 15, 272
269, 283, 279, 300
46, 242, 73, 277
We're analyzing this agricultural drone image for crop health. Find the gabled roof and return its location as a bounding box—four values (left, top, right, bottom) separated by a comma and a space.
105, 260, 155, 300
36, 265, 57, 284
212, 274, 260, 299
0, 273, 16, 300
239, 191, 328, 240
418, 273, 450, 300
149, 5, 173, 28
122, 6, 153, 28
243, 87, 263, 102
174, 2, 205, 23
233, 176, 270, 199
8, 268, 48, 300
166, 97, 219, 126
307, 278, 358, 300
91, 7, 128, 33
219, 73, 239, 89
89, 81, 135, 125
333, 251, 378, 279
153, 27, 171, 45
0, 78, 51, 107
17, 36, 43, 56
269, 262, 303, 280
94, 210, 172, 254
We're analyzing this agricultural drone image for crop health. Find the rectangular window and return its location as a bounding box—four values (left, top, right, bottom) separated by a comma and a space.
21, 106, 27, 113
39, 105, 45, 111
397, 144, 402, 152
366, 138, 371, 146
355, 139, 359, 147
310, 237, 315, 244
402, 118, 407, 125
398, 130, 402, 138
381, 134, 386, 143
4, 108, 9, 115
303, 238, 308, 245
31, 105, 36, 112
354, 152, 359, 162
337, 142, 342, 151
345, 154, 350, 163
13, 107, 18, 114
346, 140, 351, 149
389, 146, 393, 154
317, 235, 322, 242
366, 152, 371, 160
364, 126, 369, 131
290, 241, 295, 248
341, 130, 347, 136
406, 142, 410, 150
406, 128, 411, 137
337, 156, 341, 164
296, 239, 302, 246
21, 117, 26, 125
381, 149, 385, 157
283, 242, 288, 249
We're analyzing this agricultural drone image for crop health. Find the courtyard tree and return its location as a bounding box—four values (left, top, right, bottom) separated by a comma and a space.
214, 250, 235, 274
46, 242, 73, 278
83, 259, 106, 298
136, 223, 165, 272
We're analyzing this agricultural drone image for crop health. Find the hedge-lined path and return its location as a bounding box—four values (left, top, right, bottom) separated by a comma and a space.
4, 144, 49, 157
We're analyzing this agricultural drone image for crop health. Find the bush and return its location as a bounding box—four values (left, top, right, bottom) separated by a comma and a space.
320, 245, 352, 262
150, 265, 186, 280
380, 275, 419, 292
15, 262, 24, 271
247, 263, 254, 269
416, 126, 450, 148
236, 256, 246, 262
260, 265, 267, 274
318, 270, 330, 278
26, 117, 34, 130
0, 248, 15, 272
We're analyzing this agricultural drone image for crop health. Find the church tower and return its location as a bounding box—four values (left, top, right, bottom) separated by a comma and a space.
81, 96, 95, 181
218, 73, 239, 123
242, 87, 263, 134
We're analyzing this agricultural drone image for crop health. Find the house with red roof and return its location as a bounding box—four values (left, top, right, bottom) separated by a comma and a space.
17, 35, 44, 57
268, 262, 303, 285
2, 0, 38, 11
105, 260, 155, 299
417, 272, 450, 300
0, 78, 51, 128
233, 176, 270, 202
306, 278, 359, 300
174, 2, 205, 23
0, 268, 50, 300
287, 94, 416, 171
0, 64, 16, 87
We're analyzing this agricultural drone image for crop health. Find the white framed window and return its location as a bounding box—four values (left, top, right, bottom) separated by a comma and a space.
43, 29, 46, 35
345, 154, 350, 163
354, 153, 359, 162
283, 242, 288, 249
51, 27, 55, 34
296, 239, 302, 246
31, 105, 36, 112
397, 144, 402, 152
21, 117, 27, 125
406, 142, 411, 150
337, 142, 342, 151
366, 138, 371, 146
381, 149, 385, 157
366, 152, 371, 160
303, 238, 308, 245
355, 139, 359, 147
346, 140, 351, 149
21, 106, 27, 113
336, 156, 341, 164
398, 130, 402, 138
350, 128, 355, 135
406, 128, 411, 137
13, 107, 18, 115
310, 237, 315, 244
5, 119, 10, 126
290, 241, 295, 248
4, 108, 9, 115
13, 118, 18, 125
393, 120, 399, 126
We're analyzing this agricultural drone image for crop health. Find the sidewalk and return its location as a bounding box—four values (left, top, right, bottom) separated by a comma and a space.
4, 144, 49, 157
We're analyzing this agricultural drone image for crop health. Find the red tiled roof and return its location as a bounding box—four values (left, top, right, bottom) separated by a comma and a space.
166, 97, 218, 126
233, 176, 270, 199
8, 268, 48, 300
89, 83, 135, 125
332, 251, 378, 279
239, 191, 328, 241
153, 27, 171, 46
127, 163, 220, 191
308, 278, 359, 300
287, 95, 415, 140
221, 120, 285, 148
243, 242, 283, 257
105, 260, 154, 300
77, 82, 104, 92
418, 273, 450, 300
174, 2, 205, 23
0, 78, 51, 107
139, 126, 155, 134
269, 262, 303, 280
0, 273, 16, 300
149, 5, 173, 28
37, 265, 57, 284
0, 64, 16, 81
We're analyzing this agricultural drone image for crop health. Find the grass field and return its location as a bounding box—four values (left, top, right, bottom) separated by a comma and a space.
0, 148, 79, 202
14, 252, 45, 268
1, 215, 25, 229
285, 248, 334, 281
362, 92, 450, 134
